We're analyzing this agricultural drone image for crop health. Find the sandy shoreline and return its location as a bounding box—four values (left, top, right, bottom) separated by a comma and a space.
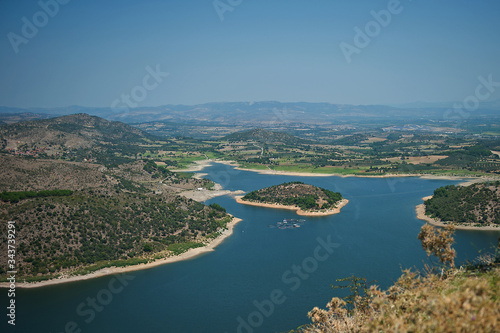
180, 188, 246, 202
240, 168, 498, 183
235, 196, 349, 216
179, 175, 245, 202
0, 217, 243, 289
177, 159, 500, 183
415, 196, 500, 231
234, 167, 442, 179
171, 159, 215, 173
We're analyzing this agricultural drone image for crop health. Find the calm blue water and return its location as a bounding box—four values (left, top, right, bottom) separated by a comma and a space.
2, 163, 500, 333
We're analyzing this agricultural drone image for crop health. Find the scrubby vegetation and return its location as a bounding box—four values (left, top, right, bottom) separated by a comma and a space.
242, 181, 343, 211
143, 160, 172, 178
0, 191, 230, 278
425, 182, 500, 226
293, 225, 500, 333
0, 189, 73, 203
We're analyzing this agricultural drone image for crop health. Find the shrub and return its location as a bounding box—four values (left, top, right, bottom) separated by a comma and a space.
297, 224, 500, 333
418, 224, 456, 268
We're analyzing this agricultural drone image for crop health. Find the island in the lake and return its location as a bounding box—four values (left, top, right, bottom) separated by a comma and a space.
236, 181, 348, 216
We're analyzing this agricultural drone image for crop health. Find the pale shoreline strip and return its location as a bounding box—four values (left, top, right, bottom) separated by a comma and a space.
235, 167, 499, 183
177, 159, 500, 184
235, 196, 349, 216
415, 196, 500, 231
0, 217, 243, 289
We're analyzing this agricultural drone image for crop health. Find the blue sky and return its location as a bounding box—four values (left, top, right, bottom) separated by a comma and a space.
1, 0, 499, 108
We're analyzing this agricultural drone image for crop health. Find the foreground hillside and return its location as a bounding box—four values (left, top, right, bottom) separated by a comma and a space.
296, 225, 500, 332
424, 182, 500, 227
301, 266, 500, 332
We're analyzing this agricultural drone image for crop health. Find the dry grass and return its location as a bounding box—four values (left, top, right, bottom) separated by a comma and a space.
299, 224, 500, 333
305, 267, 500, 333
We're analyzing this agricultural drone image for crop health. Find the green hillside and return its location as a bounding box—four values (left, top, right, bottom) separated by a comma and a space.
424, 182, 500, 226
0, 190, 228, 278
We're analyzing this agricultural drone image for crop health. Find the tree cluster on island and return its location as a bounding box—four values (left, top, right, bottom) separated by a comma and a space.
241, 181, 343, 211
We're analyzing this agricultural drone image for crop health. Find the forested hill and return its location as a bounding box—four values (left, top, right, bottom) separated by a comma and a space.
424, 182, 500, 226
0, 113, 151, 147
0, 113, 164, 167
241, 181, 343, 211
0, 154, 229, 280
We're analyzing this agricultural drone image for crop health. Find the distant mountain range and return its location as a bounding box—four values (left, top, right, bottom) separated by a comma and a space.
2, 100, 499, 127
0, 112, 54, 125
388, 99, 500, 109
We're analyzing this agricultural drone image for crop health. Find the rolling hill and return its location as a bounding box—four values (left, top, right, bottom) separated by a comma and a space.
0, 113, 151, 151
222, 128, 311, 145
3, 101, 488, 125
0, 113, 160, 166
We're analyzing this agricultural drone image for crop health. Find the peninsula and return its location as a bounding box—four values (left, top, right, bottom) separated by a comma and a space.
236, 181, 348, 216
416, 182, 500, 230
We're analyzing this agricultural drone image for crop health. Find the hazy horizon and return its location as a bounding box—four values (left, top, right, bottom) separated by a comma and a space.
1, 0, 500, 108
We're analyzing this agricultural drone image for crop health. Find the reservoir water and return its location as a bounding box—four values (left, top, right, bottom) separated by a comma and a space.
3, 163, 500, 333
